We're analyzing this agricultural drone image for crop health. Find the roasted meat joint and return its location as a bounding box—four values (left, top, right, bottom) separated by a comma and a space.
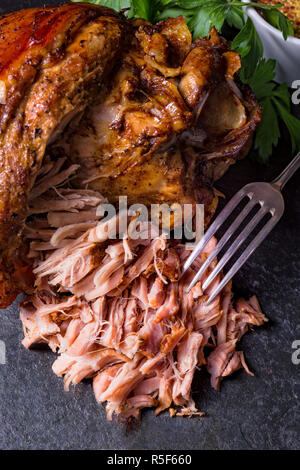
0, 3, 265, 420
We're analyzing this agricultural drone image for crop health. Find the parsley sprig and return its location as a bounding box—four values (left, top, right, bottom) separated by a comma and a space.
243, 59, 300, 161
73, 0, 300, 163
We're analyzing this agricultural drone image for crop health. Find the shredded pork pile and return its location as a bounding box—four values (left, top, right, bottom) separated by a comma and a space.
20, 160, 268, 420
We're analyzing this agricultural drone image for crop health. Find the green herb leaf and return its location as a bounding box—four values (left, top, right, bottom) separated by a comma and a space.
72, 0, 131, 9
189, 3, 228, 39
188, 7, 209, 39
263, 9, 294, 39
131, 0, 157, 22
254, 97, 280, 162
157, 7, 193, 21
177, 0, 208, 8
231, 18, 253, 57
273, 99, 300, 154
242, 59, 300, 160
159, 0, 178, 6
226, 6, 245, 30
242, 59, 276, 99
232, 18, 263, 79
272, 83, 291, 109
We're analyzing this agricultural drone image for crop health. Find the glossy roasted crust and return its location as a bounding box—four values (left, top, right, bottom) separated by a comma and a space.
0, 3, 120, 80
0, 7, 261, 309
0, 3, 125, 307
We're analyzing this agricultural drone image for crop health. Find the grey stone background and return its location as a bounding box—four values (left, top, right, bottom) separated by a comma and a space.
0, 0, 299, 450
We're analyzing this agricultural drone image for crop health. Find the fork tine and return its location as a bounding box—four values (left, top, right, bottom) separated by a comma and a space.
202, 205, 268, 292
186, 197, 257, 291
182, 188, 250, 275
205, 214, 281, 304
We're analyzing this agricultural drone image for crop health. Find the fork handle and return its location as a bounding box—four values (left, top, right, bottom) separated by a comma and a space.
272, 152, 300, 190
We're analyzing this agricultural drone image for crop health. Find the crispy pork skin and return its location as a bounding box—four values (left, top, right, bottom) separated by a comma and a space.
55, 19, 260, 226
0, 6, 261, 308
0, 3, 125, 307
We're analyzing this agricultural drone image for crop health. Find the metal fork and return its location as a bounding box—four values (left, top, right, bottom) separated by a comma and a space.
182, 152, 300, 304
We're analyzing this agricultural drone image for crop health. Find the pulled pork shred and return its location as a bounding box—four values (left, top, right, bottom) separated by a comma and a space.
20, 159, 268, 421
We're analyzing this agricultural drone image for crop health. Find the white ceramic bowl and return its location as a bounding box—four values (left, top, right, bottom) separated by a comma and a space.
242, 1, 300, 86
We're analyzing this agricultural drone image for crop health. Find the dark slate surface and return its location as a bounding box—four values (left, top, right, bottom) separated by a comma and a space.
0, 0, 299, 451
